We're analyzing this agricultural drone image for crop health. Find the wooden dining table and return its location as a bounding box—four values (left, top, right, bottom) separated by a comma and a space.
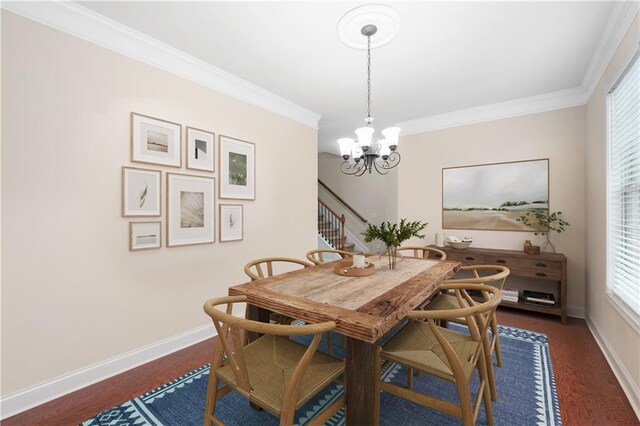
228, 255, 460, 425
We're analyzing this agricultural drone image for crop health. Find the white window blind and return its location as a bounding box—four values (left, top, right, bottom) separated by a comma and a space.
607, 50, 640, 318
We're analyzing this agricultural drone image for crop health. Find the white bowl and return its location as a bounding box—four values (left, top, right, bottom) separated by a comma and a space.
447, 241, 472, 250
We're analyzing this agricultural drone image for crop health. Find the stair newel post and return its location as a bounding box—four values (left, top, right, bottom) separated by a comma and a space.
340, 214, 345, 251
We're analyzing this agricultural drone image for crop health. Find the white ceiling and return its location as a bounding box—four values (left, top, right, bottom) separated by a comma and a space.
79, 1, 614, 152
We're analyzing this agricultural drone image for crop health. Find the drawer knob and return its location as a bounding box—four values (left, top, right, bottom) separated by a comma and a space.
496, 259, 507, 264
535, 272, 547, 277
536, 262, 547, 267
465, 256, 475, 261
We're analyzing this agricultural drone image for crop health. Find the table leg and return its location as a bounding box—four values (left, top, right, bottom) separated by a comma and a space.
345, 337, 377, 426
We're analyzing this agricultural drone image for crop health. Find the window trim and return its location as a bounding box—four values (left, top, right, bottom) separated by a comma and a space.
605, 48, 640, 334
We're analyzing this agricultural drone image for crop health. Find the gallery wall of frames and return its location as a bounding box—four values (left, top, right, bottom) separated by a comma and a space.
122, 112, 255, 251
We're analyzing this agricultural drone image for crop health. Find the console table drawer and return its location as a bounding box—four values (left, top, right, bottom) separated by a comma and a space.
484, 255, 562, 271
509, 267, 562, 281
446, 252, 486, 264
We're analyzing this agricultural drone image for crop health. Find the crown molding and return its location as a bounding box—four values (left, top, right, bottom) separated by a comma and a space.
582, 1, 640, 99
1, 1, 321, 129
395, 3, 639, 136
396, 87, 588, 135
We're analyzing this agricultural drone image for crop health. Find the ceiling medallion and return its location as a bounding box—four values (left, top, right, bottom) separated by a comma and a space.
337, 4, 401, 50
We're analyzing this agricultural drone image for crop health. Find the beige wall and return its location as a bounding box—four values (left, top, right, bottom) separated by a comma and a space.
585, 12, 640, 408
397, 107, 587, 314
1, 12, 317, 396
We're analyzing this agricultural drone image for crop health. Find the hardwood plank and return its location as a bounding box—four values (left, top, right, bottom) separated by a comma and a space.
4, 310, 638, 426
497, 308, 639, 426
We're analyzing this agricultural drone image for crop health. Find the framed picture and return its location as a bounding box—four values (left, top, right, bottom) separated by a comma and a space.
167, 173, 215, 247
122, 167, 161, 217
442, 158, 549, 231
130, 222, 161, 251
219, 204, 243, 242
186, 127, 215, 172
219, 135, 255, 200
131, 113, 182, 167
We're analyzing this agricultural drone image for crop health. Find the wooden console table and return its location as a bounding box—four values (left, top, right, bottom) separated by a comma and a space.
430, 245, 568, 324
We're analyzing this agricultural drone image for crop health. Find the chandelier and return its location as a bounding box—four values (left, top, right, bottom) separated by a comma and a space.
337, 23, 401, 176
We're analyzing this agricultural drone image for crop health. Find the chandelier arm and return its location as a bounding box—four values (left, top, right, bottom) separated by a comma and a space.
340, 160, 365, 176
384, 151, 401, 169
373, 159, 390, 175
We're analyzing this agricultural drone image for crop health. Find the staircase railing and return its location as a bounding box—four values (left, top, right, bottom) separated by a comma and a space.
318, 198, 345, 250
318, 179, 368, 223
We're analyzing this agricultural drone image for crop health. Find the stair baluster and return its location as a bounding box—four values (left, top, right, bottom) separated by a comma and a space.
317, 198, 345, 251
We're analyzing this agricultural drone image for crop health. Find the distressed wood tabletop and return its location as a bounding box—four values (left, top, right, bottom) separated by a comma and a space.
229, 256, 460, 343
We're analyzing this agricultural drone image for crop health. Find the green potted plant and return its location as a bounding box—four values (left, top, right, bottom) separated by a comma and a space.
516, 210, 570, 253
363, 219, 428, 269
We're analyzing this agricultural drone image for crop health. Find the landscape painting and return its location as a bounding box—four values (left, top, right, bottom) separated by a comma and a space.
442, 159, 549, 231
131, 113, 181, 167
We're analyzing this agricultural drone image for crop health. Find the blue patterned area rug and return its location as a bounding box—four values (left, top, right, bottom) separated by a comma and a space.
81, 325, 561, 426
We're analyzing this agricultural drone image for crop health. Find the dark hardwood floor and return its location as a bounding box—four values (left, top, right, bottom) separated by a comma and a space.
3, 309, 638, 425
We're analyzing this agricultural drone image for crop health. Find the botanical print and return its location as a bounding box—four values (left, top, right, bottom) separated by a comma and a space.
229, 152, 247, 186
167, 173, 214, 247
443, 159, 549, 231
139, 182, 148, 208
180, 191, 204, 228
123, 167, 161, 217
220, 204, 243, 242
146, 130, 169, 153
219, 135, 254, 200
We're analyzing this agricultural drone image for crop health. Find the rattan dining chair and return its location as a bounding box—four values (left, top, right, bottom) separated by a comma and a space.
427, 265, 510, 401
396, 246, 447, 260
243, 257, 314, 281
305, 249, 353, 265
203, 296, 345, 426
243, 257, 339, 355
374, 284, 502, 426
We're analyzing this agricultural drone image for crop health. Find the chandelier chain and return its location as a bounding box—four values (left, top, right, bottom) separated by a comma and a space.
367, 34, 371, 120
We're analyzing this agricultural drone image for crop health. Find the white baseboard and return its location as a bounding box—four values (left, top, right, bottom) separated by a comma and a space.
586, 318, 640, 420
0, 321, 223, 420
567, 305, 585, 319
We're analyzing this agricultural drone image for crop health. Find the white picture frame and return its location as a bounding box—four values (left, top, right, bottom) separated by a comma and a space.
219, 204, 243, 242
167, 173, 215, 247
219, 135, 255, 200
130, 222, 161, 251
131, 113, 182, 167
122, 167, 161, 217
186, 127, 215, 172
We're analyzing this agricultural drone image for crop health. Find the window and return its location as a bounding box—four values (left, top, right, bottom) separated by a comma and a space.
607, 50, 640, 325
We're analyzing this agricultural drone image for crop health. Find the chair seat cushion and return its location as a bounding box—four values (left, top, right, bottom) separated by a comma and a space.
216, 334, 344, 416
381, 320, 478, 382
